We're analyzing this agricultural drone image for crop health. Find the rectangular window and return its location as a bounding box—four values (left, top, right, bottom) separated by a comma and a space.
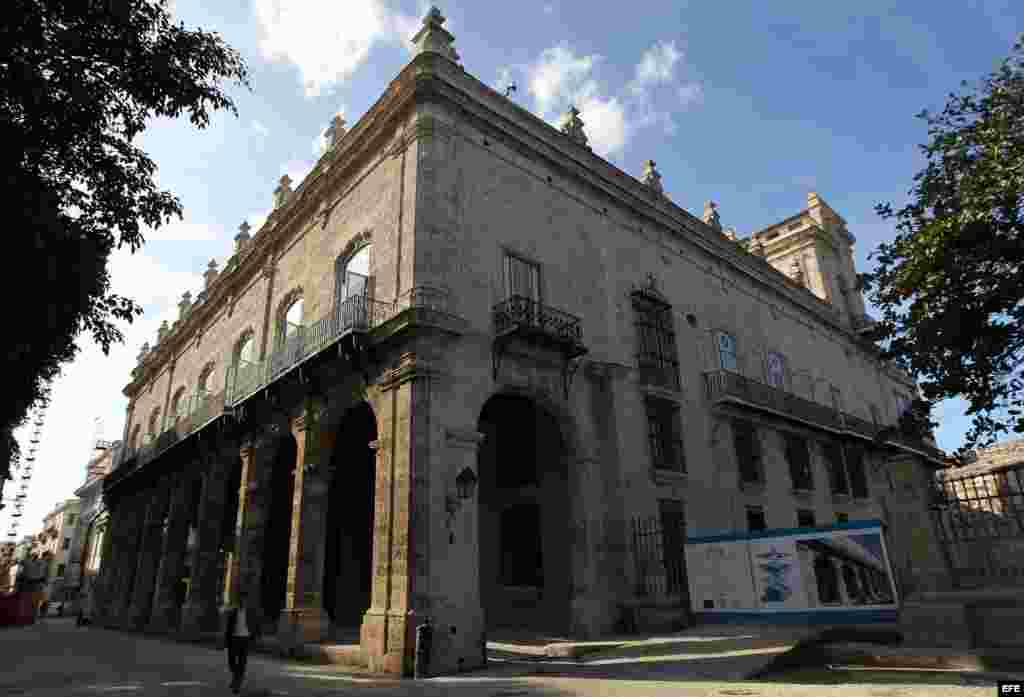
746, 506, 767, 532
895, 393, 912, 420
504, 252, 540, 302
56, 563, 65, 577
646, 398, 686, 473
66, 514, 76, 527
784, 433, 814, 491
634, 297, 681, 390
822, 441, 849, 496
658, 499, 686, 595
732, 420, 763, 485
844, 444, 869, 499
766, 351, 787, 388
717, 332, 738, 372
869, 404, 881, 426
61, 538, 70, 550
796, 509, 816, 528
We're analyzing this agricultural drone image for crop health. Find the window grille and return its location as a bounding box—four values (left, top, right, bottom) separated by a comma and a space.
504, 253, 540, 302
633, 295, 681, 390
844, 444, 869, 499
732, 420, 763, 484
784, 433, 814, 490
717, 332, 738, 372
746, 505, 766, 532
766, 351, 787, 388
822, 441, 849, 496
645, 397, 686, 473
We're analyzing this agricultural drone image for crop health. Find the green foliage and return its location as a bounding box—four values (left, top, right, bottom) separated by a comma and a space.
861, 35, 1024, 463
0, 0, 250, 466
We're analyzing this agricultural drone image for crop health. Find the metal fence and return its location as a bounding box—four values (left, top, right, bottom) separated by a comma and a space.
931, 464, 1024, 588
631, 515, 689, 599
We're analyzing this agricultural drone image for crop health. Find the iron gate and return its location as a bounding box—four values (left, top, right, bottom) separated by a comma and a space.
930, 463, 1024, 588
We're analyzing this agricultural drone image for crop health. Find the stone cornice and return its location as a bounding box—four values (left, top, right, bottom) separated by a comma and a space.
415, 57, 867, 346
124, 64, 422, 400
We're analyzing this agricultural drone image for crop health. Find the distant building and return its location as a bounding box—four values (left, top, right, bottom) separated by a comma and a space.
36, 498, 81, 605
66, 440, 119, 614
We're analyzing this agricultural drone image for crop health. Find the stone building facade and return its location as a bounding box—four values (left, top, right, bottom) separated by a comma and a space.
96, 8, 946, 676
64, 440, 119, 615
37, 498, 81, 605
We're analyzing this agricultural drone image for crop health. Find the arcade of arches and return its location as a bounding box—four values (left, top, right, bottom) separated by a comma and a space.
93, 382, 599, 677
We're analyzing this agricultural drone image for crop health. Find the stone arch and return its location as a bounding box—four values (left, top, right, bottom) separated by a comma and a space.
275, 288, 305, 344
169, 386, 188, 423
197, 361, 216, 395
232, 327, 257, 364
321, 399, 379, 630
335, 233, 373, 307
475, 385, 577, 634
485, 382, 582, 461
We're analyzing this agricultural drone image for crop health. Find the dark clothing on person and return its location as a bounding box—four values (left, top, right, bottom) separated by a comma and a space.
223, 605, 259, 692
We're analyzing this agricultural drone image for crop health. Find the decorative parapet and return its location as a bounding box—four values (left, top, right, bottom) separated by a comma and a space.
156, 320, 169, 343
273, 175, 293, 210
559, 105, 589, 147
203, 258, 219, 290
324, 115, 347, 152
177, 291, 192, 321
642, 160, 664, 196
234, 221, 251, 253
411, 6, 461, 64
702, 201, 722, 231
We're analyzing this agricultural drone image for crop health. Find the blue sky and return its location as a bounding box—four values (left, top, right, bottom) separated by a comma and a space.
4, 0, 1021, 538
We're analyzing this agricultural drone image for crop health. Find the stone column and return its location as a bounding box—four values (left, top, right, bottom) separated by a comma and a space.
277, 400, 332, 653
128, 482, 172, 629
360, 353, 431, 677
94, 502, 126, 625
180, 453, 232, 638
147, 474, 196, 633
230, 437, 274, 630
112, 493, 147, 627
436, 427, 487, 674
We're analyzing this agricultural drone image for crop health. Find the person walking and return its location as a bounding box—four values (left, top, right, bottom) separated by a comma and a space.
222, 589, 258, 694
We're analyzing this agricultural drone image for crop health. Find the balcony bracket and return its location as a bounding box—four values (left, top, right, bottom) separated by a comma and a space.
562, 352, 588, 400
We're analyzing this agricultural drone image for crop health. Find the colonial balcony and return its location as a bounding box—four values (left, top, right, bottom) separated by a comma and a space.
704, 369, 945, 463
108, 288, 461, 491
492, 295, 588, 398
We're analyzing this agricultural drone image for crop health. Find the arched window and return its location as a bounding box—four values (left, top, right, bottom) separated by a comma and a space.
235, 333, 255, 365
130, 424, 141, 451
336, 244, 372, 306
170, 387, 187, 423
148, 407, 162, 436
277, 294, 304, 346
198, 363, 215, 396
717, 332, 738, 372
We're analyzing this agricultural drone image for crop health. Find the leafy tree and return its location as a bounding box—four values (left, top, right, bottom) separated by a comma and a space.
862, 35, 1024, 464
0, 0, 251, 478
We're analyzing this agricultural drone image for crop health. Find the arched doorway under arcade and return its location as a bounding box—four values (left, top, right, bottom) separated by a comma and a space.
259, 434, 298, 631
476, 393, 572, 634
322, 401, 378, 638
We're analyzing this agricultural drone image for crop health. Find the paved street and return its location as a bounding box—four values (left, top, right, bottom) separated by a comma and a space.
0, 618, 1000, 697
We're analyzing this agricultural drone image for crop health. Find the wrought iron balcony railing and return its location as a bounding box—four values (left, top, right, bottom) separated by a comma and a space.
493, 295, 584, 348
704, 369, 944, 461
111, 289, 454, 486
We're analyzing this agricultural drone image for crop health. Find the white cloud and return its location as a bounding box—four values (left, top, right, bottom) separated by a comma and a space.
0, 247, 204, 540
631, 40, 682, 92
520, 39, 706, 160
251, 120, 270, 137
142, 219, 222, 243
543, 4, 555, 14
254, 0, 424, 97
528, 44, 601, 116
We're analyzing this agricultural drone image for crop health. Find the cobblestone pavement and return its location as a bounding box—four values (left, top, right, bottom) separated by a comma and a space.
0, 618, 999, 697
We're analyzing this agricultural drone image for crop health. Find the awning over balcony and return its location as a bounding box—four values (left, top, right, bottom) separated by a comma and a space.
704, 369, 945, 464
